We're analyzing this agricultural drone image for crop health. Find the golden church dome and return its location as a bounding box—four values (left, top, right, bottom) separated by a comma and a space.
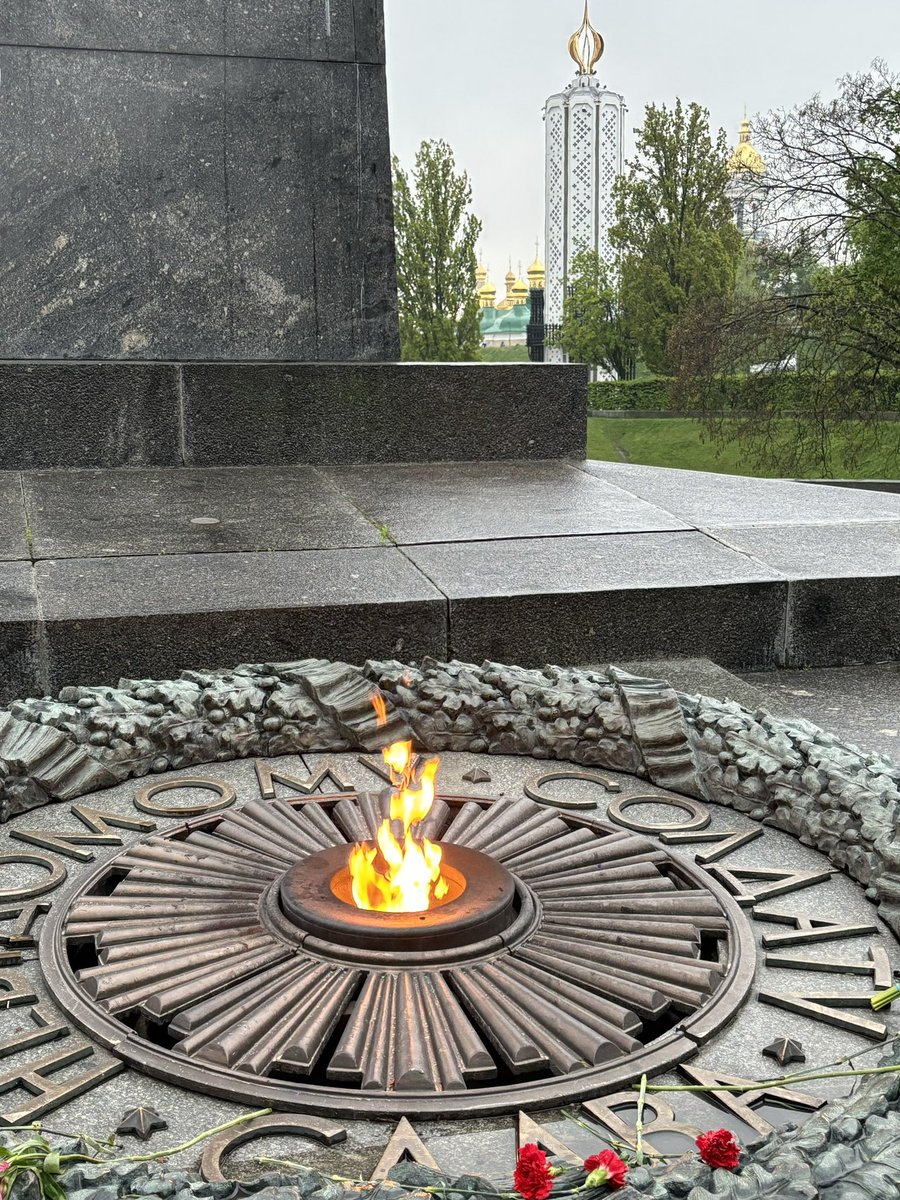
511, 277, 529, 305
728, 117, 765, 175
527, 256, 545, 287
475, 262, 488, 286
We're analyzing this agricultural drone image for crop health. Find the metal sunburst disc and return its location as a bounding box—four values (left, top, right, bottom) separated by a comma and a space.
42, 789, 754, 1118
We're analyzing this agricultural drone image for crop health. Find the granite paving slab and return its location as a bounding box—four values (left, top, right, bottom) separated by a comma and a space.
710, 520, 900, 577
3, 460, 900, 696
405, 532, 788, 669
580, 461, 900, 527
22, 466, 382, 559
0, 473, 28, 561
323, 461, 688, 543
443, 584, 787, 669
34, 548, 446, 689
787, 576, 900, 668
742, 661, 900, 758
404, 530, 784, 597
708, 524, 900, 666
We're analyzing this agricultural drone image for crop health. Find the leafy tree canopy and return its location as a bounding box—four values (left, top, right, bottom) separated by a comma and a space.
671, 63, 900, 476
611, 99, 743, 375
559, 249, 636, 379
393, 140, 482, 362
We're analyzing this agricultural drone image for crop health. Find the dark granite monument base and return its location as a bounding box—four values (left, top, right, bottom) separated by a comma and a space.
0, 361, 587, 468
1, 459, 899, 699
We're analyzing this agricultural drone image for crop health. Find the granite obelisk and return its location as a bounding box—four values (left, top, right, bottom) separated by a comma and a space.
0, 1, 399, 361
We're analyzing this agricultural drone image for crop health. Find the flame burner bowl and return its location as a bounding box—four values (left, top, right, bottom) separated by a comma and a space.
42, 789, 755, 1118
276, 844, 519, 957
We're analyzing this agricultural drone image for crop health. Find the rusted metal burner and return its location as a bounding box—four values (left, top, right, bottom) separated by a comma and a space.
279, 843, 516, 954
42, 789, 754, 1118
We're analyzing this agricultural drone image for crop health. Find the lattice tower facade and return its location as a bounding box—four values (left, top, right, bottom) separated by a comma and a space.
544, 74, 626, 363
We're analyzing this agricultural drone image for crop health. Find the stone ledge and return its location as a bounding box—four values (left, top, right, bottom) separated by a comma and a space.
0, 362, 587, 469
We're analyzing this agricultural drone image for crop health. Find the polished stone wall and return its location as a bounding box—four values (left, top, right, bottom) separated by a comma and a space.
0, 1, 399, 360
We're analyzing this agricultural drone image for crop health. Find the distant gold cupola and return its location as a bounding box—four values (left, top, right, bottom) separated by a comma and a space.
528, 242, 545, 290
728, 115, 765, 175
569, 1, 604, 76
496, 263, 517, 310
510, 262, 529, 306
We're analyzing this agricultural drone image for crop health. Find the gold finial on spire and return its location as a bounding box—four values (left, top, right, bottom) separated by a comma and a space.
568, 1, 604, 76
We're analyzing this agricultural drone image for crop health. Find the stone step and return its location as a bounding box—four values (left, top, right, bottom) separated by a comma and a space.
1, 460, 899, 699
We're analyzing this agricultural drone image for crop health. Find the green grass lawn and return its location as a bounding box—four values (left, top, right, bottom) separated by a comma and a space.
478, 345, 530, 362
587, 417, 900, 479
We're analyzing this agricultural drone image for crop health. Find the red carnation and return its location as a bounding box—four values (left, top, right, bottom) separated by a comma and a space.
696, 1129, 741, 1170
514, 1144, 554, 1200
583, 1149, 628, 1190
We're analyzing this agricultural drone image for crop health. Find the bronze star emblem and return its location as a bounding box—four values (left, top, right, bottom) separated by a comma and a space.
116, 1106, 168, 1141
762, 1037, 806, 1066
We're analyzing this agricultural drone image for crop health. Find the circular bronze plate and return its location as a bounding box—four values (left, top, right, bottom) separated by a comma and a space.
42, 790, 754, 1118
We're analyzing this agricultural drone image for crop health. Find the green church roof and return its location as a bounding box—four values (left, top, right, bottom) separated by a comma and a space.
497, 306, 530, 333
479, 306, 500, 334
480, 302, 531, 336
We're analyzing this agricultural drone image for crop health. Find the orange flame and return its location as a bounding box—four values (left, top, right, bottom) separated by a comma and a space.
371, 689, 388, 728
349, 735, 449, 913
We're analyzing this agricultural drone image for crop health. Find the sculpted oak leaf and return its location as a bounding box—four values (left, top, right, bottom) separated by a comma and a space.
687, 1160, 817, 1199
730, 725, 803, 777
812, 1112, 900, 1198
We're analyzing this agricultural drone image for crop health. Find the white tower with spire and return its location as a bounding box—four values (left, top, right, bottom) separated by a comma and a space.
544, 2, 626, 359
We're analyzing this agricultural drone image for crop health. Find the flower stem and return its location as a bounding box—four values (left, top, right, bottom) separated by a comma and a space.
634, 1075, 647, 1167
638, 1063, 900, 1094
58, 1108, 273, 1166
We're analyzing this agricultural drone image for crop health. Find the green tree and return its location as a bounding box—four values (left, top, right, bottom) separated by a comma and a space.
392, 140, 482, 361
559, 248, 636, 379
611, 100, 743, 374
670, 65, 900, 476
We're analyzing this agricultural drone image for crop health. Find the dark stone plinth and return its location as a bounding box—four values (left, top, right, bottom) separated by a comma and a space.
789, 576, 900, 668
182, 363, 588, 464
36, 548, 446, 690
0, 363, 587, 468
0, 562, 41, 702
0, 1, 397, 361
0, 364, 180, 469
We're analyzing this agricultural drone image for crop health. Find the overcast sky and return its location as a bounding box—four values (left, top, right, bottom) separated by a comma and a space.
384, 0, 900, 284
